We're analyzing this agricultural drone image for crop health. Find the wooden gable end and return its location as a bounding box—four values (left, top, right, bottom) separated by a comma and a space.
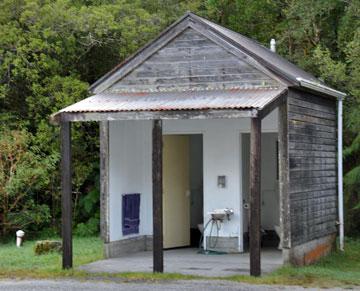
107, 28, 280, 93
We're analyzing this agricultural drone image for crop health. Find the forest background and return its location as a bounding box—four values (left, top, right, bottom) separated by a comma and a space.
1, 0, 359, 239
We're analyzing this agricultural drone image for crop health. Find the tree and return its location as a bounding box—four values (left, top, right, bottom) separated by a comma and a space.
0, 129, 55, 236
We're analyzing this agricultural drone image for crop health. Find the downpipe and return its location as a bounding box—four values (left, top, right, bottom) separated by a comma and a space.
338, 97, 344, 251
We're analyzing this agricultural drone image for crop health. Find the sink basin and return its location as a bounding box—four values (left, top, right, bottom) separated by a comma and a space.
208, 208, 234, 221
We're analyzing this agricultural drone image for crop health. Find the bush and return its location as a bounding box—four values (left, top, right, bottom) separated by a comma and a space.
74, 217, 99, 237
34, 240, 62, 255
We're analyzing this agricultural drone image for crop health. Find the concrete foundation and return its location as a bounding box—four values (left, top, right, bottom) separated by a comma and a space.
283, 233, 336, 266
206, 236, 240, 253
81, 248, 283, 277
104, 236, 153, 258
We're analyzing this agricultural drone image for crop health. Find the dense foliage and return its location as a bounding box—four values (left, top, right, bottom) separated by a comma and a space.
0, 0, 359, 237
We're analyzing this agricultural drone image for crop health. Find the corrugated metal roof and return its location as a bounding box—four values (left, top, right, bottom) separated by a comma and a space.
58, 88, 286, 114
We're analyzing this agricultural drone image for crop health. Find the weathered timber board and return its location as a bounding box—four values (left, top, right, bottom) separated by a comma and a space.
288, 124, 336, 139
287, 88, 337, 247
108, 28, 279, 93
290, 170, 336, 179
289, 142, 336, 152
289, 104, 336, 121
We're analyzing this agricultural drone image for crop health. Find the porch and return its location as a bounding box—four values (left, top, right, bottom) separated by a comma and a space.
79, 248, 282, 277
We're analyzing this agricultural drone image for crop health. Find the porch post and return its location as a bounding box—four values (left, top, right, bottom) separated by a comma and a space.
152, 119, 163, 273
278, 100, 291, 251
249, 117, 261, 276
60, 121, 73, 269
99, 121, 110, 243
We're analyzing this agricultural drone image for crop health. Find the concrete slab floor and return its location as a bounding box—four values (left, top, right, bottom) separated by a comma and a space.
79, 248, 283, 277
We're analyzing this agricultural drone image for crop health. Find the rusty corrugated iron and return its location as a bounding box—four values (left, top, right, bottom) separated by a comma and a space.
58, 88, 286, 114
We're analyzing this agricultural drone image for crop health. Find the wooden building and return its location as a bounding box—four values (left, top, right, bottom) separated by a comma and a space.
52, 12, 345, 276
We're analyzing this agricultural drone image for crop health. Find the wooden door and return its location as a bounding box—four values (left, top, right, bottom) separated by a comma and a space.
163, 135, 190, 248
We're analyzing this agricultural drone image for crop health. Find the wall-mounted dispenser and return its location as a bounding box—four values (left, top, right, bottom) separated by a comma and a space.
217, 175, 226, 188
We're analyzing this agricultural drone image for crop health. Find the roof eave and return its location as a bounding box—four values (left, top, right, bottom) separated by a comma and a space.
296, 77, 346, 99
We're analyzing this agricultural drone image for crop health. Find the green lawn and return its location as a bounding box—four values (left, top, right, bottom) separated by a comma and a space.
0, 236, 103, 278
0, 236, 359, 288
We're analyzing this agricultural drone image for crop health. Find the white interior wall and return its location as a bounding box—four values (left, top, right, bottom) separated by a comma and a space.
108, 110, 278, 249
242, 133, 280, 232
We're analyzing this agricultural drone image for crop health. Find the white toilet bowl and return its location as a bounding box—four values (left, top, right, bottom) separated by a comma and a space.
274, 225, 282, 250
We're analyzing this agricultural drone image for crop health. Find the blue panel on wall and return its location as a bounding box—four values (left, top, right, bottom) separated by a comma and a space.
122, 193, 140, 236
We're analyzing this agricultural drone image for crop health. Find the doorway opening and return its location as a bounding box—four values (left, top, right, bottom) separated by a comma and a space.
162, 134, 203, 249
241, 133, 280, 251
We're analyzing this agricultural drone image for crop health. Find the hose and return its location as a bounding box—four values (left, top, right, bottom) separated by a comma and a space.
198, 218, 222, 251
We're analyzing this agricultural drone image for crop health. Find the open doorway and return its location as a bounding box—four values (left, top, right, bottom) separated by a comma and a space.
163, 134, 203, 249
241, 133, 280, 250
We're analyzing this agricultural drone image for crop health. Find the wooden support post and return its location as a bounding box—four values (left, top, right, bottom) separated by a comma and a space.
249, 117, 261, 276
99, 121, 110, 243
152, 119, 163, 273
278, 101, 291, 250
61, 121, 73, 269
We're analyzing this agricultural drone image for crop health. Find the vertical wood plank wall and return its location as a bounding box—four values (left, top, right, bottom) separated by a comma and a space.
287, 89, 337, 246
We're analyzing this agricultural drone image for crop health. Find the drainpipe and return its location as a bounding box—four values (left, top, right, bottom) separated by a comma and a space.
338, 97, 344, 251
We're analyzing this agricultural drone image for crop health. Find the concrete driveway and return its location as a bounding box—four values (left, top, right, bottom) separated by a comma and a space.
80, 248, 283, 277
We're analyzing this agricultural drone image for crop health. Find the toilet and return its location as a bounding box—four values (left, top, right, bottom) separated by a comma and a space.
274, 225, 282, 250
198, 223, 204, 235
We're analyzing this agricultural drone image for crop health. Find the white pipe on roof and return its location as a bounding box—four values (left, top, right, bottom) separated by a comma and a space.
338, 97, 344, 251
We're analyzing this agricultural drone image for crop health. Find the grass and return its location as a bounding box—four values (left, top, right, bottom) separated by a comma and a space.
0, 236, 359, 288
0, 236, 103, 278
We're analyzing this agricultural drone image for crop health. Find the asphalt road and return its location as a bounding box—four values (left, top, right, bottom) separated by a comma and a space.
0, 279, 350, 291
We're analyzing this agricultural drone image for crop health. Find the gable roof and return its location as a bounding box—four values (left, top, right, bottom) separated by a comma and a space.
89, 12, 345, 99
107, 28, 281, 93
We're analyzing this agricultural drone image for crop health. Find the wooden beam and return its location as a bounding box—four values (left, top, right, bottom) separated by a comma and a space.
99, 121, 110, 243
278, 99, 291, 249
258, 89, 287, 120
152, 119, 163, 273
60, 122, 72, 269
249, 117, 261, 276
52, 109, 258, 124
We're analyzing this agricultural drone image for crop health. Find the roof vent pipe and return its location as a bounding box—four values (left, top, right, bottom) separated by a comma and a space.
270, 39, 276, 52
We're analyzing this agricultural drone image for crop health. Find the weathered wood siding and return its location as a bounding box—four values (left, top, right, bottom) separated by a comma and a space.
288, 89, 337, 246
108, 28, 279, 93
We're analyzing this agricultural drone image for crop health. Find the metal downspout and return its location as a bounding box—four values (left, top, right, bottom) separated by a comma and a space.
338, 97, 344, 251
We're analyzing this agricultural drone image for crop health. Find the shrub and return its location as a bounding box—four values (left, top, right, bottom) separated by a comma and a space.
74, 217, 99, 237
